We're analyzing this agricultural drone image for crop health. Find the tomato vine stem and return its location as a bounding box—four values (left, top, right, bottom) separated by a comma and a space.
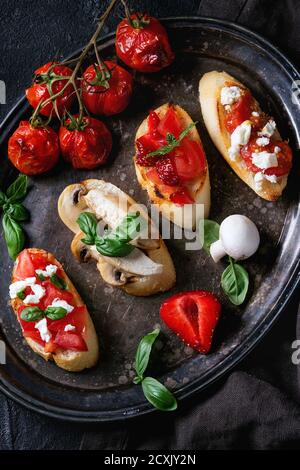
30, 0, 119, 125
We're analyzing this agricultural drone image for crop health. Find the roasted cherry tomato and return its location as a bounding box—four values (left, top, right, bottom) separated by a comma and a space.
116, 13, 174, 73
82, 60, 133, 115
240, 138, 292, 176
8, 120, 59, 175
59, 115, 112, 169
26, 62, 75, 117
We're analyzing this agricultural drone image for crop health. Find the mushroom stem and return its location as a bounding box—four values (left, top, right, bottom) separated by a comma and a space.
210, 239, 227, 263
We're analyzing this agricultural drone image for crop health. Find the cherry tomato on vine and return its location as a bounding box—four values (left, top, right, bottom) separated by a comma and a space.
59, 115, 112, 170
8, 120, 60, 175
82, 60, 133, 116
115, 13, 174, 73
26, 62, 75, 117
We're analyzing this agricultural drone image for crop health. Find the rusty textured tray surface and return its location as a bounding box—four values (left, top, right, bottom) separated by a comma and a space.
0, 17, 299, 422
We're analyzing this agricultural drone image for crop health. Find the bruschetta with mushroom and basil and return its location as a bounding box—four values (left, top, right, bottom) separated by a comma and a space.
199, 71, 293, 201
134, 103, 211, 230
58, 179, 176, 296
10, 248, 99, 372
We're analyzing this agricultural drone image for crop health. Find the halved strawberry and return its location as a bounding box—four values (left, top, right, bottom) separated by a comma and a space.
160, 291, 221, 354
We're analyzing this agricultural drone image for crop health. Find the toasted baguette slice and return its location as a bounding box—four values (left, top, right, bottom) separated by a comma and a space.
134, 103, 211, 230
58, 179, 176, 297
11, 248, 99, 372
199, 71, 289, 201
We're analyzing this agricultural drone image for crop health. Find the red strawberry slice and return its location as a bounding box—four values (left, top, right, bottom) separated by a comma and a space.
156, 155, 180, 186
160, 291, 221, 354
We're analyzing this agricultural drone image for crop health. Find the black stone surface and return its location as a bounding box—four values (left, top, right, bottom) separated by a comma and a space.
0, 0, 300, 451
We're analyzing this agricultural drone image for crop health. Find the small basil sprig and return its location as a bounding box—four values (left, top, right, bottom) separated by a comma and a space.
202, 219, 250, 306
0, 175, 29, 260
133, 329, 177, 412
21, 305, 68, 322
146, 122, 197, 158
50, 274, 67, 290
221, 257, 249, 306
77, 211, 144, 258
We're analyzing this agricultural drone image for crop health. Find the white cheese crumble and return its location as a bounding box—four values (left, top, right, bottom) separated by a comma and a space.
252, 151, 278, 169
64, 324, 76, 332
228, 120, 252, 161
258, 120, 276, 137
49, 298, 74, 313
274, 146, 281, 154
35, 264, 57, 278
254, 172, 278, 190
228, 145, 240, 161
220, 86, 241, 105
35, 318, 51, 343
256, 137, 270, 147
9, 277, 36, 299
252, 111, 259, 117
23, 284, 46, 305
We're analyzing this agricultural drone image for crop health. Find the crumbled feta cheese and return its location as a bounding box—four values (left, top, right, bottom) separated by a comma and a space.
256, 137, 270, 147
254, 172, 278, 190
35, 318, 51, 343
252, 111, 259, 117
9, 277, 36, 299
231, 121, 252, 147
64, 324, 76, 332
50, 298, 74, 313
228, 145, 240, 161
252, 151, 278, 169
23, 284, 46, 305
258, 120, 276, 137
220, 86, 241, 105
35, 264, 57, 278
274, 146, 281, 154
225, 105, 231, 111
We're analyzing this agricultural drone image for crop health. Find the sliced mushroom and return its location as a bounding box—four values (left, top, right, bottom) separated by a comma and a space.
58, 183, 89, 234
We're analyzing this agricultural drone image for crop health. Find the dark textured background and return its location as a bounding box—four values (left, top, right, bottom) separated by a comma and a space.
0, 0, 300, 450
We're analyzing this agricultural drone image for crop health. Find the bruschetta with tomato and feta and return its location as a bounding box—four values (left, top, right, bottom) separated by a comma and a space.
10, 248, 99, 371
199, 71, 293, 201
134, 103, 211, 229
58, 179, 176, 297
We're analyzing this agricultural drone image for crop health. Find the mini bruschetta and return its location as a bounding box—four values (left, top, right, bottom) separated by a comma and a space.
58, 179, 176, 296
10, 248, 99, 372
199, 71, 293, 201
134, 103, 211, 229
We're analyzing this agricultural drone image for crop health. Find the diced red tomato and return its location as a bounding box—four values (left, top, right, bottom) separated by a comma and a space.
54, 331, 87, 352
170, 188, 194, 205
225, 91, 253, 133
174, 138, 206, 181
240, 138, 292, 176
41, 281, 74, 310
14, 250, 36, 280
157, 105, 181, 139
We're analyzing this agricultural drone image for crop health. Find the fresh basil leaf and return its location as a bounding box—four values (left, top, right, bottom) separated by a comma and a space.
147, 121, 197, 158
95, 236, 135, 257
6, 175, 28, 203
45, 306, 67, 320
141, 377, 177, 412
20, 307, 44, 322
2, 213, 25, 260
202, 219, 220, 254
36, 273, 46, 282
113, 212, 146, 243
221, 258, 249, 306
5, 203, 29, 221
50, 274, 67, 290
0, 190, 7, 207
77, 212, 97, 243
134, 328, 160, 379
17, 290, 26, 300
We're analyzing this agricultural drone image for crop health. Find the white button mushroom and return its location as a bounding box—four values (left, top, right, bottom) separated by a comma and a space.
210, 214, 260, 263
